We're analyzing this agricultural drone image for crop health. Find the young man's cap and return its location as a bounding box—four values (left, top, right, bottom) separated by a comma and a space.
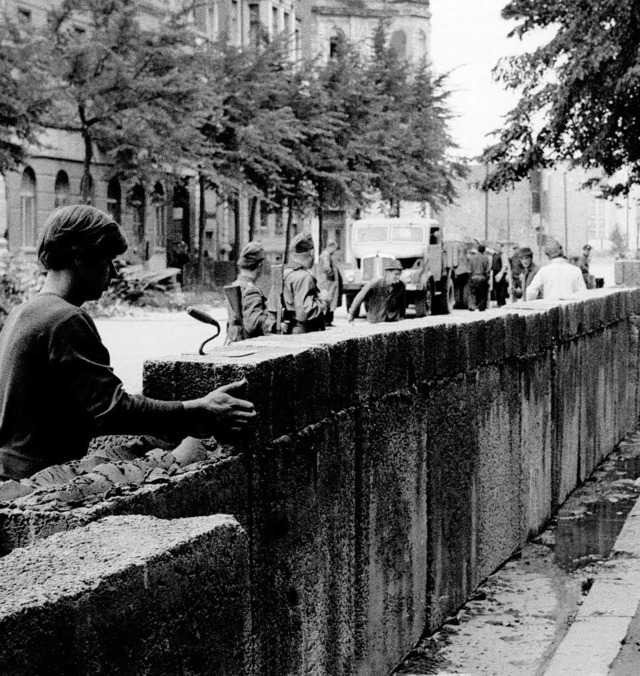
384, 259, 403, 271
238, 241, 264, 267
519, 247, 533, 257
291, 232, 314, 254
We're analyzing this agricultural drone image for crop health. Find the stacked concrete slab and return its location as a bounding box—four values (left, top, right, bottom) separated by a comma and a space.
0, 514, 248, 675
1, 288, 640, 675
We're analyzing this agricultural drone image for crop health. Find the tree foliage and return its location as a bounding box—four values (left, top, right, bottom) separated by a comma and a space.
0, 16, 52, 174
483, 0, 640, 195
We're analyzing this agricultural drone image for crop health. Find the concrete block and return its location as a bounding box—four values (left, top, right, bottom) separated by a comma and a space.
519, 355, 554, 534
0, 514, 248, 676
553, 342, 581, 506
484, 316, 507, 364
247, 418, 357, 676
356, 392, 428, 676
0, 455, 248, 556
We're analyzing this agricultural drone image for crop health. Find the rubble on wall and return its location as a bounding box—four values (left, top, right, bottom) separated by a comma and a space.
0, 435, 225, 511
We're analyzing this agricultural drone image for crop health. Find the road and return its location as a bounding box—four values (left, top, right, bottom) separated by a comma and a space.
96, 260, 616, 395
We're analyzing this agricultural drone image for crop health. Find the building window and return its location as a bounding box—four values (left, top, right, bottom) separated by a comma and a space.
271, 6, 279, 35
417, 30, 427, 59
193, 0, 215, 39
275, 208, 284, 234
589, 197, 606, 240
230, 0, 239, 43
259, 201, 269, 231
54, 171, 70, 209
390, 30, 407, 59
107, 177, 122, 224
20, 167, 36, 248
153, 182, 167, 248
129, 184, 146, 242
249, 3, 260, 46
329, 35, 340, 58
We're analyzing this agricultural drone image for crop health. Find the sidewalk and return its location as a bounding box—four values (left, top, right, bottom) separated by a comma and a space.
544, 496, 640, 675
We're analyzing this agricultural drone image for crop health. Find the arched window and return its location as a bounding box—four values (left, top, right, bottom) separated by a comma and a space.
54, 171, 70, 209
129, 184, 146, 243
390, 29, 407, 59
152, 182, 166, 248
107, 177, 122, 224
20, 167, 37, 247
80, 173, 95, 205
417, 29, 427, 59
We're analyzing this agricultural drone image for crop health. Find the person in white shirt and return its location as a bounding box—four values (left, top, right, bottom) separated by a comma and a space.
525, 240, 588, 301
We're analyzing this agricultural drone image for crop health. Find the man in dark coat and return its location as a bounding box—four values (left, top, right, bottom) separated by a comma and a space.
468, 244, 491, 311
282, 232, 328, 334
347, 259, 406, 324
316, 240, 342, 327
225, 241, 276, 344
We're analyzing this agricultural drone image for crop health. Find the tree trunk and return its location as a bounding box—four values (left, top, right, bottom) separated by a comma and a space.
198, 173, 207, 285
284, 196, 295, 263
249, 196, 258, 241
80, 127, 94, 205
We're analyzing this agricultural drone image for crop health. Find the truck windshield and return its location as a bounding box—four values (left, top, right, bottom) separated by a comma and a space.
391, 226, 425, 243
356, 226, 389, 243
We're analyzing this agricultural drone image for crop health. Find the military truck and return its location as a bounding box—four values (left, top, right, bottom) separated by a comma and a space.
341, 217, 472, 316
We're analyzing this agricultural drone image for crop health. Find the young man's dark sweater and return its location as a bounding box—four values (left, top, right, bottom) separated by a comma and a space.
0, 293, 186, 479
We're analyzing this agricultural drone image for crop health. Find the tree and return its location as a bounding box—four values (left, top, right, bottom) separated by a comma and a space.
42, 0, 205, 201
0, 16, 52, 174
483, 0, 640, 195
364, 24, 466, 210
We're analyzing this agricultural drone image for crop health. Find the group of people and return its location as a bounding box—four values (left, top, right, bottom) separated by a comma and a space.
225, 232, 406, 344
0, 202, 599, 483
467, 240, 593, 310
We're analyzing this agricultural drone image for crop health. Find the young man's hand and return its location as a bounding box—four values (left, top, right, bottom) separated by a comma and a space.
184, 378, 256, 440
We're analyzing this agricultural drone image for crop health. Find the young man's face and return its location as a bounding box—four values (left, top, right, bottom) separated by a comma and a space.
385, 269, 401, 284
74, 254, 116, 300
522, 256, 532, 269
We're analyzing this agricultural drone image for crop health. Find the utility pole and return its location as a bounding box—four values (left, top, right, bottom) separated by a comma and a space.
484, 165, 489, 242
563, 172, 569, 252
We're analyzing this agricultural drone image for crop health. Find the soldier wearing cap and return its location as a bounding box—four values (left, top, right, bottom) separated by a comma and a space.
576, 243, 595, 289
281, 232, 328, 334
347, 259, 406, 324
226, 241, 276, 344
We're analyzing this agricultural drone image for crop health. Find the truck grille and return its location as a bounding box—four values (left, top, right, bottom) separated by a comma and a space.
362, 258, 376, 281
362, 256, 395, 282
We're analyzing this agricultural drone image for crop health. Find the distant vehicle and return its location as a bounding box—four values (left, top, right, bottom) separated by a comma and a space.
340, 217, 472, 315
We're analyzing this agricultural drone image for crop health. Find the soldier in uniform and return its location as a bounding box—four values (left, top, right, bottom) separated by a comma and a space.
282, 233, 328, 334
347, 259, 406, 324
316, 240, 342, 327
225, 241, 276, 344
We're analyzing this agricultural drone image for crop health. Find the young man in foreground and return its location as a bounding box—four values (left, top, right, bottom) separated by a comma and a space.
347, 259, 406, 323
0, 205, 255, 480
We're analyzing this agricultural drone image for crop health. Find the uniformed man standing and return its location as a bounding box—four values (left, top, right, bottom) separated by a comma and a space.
282, 232, 328, 334
225, 241, 276, 344
347, 259, 406, 324
316, 239, 342, 327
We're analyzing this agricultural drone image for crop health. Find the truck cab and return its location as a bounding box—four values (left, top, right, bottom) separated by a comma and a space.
341, 217, 471, 315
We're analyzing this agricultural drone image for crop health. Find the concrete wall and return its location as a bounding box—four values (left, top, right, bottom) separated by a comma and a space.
0, 514, 249, 675
1, 289, 639, 675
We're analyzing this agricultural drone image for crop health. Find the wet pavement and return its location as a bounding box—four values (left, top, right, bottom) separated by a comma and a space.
393, 433, 640, 676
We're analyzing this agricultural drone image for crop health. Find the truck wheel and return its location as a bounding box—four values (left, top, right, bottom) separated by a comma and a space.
435, 276, 455, 314
415, 285, 433, 317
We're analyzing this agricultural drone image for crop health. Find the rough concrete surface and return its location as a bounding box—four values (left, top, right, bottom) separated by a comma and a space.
1, 289, 640, 676
0, 514, 249, 675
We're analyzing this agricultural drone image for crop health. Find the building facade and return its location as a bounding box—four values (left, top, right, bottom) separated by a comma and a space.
436, 164, 640, 259
0, 0, 430, 273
